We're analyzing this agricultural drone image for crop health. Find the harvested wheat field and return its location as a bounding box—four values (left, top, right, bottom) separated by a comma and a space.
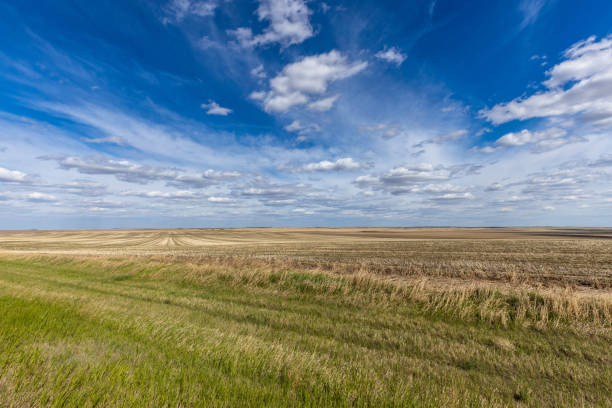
0, 228, 611, 407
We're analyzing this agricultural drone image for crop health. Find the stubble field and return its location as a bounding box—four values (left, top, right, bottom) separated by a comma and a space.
0, 228, 610, 407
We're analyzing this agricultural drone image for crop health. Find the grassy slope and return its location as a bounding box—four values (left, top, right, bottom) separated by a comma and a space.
0, 256, 610, 407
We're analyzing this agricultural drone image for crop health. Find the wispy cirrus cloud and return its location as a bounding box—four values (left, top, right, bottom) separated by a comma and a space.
39, 155, 241, 188
413, 129, 468, 148
518, 0, 548, 29
359, 123, 403, 140
163, 0, 219, 23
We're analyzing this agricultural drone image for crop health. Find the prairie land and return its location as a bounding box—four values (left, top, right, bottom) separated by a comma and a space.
0, 228, 610, 407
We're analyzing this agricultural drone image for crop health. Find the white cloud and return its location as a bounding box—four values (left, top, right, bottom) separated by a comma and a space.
283, 120, 321, 134
284, 120, 303, 132
495, 129, 533, 147
208, 196, 234, 203
255, 51, 367, 113
34, 102, 244, 167
27, 192, 56, 202
429, 192, 474, 202
413, 129, 468, 147
353, 163, 483, 196
249, 91, 267, 101
531, 135, 587, 153
197, 36, 225, 50
301, 157, 372, 172
292, 208, 314, 214
250, 64, 267, 79
307, 94, 339, 111
375, 46, 407, 66
285, 120, 304, 132
475, 127, 587, 153
471, 146, 497, 154
201, 100, 232, 116
83, 136, 127, 145
122, 190, 197, 199
229, 0, 313, 48
0, 167, 29, 183
164, 0, 218, 23
410, 184, 466, 194
354, 163, 451, 194
481, 35, 612, 127
40, 155, 241, 188
359, 123, 403, 140
518, 0, 548, 28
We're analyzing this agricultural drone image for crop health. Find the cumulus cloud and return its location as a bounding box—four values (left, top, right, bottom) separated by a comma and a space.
486, 164, 609, 209
230, 177, 346, 209
307, 94, 339, 111
26, 192, 56, 202
521, 168, 597, 195
354, 163, 482, 195
229, 0, 313, 48
410, 184, 467, 194
300, 157, 372, 172
284, 120, 321, 134
474, 127, 587, 153
284, 120, 304, 132
354, 163, 450, 194
201, 100, 232, 116
0, 167, 29, 183
375, 46, 407, 66
121, 190, 197, 199
495, 129, 538, 147
428, 192, 475, 204
208, 196, 234, 203
480, 35, 612, 127
254, 51, 367, 113
39, 155, 240, 188
250, 64, 267, 79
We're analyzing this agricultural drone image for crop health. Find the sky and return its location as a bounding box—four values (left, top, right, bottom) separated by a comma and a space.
1, 0, 612, 229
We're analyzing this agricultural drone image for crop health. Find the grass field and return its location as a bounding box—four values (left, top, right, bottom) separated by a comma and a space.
0, 228, 610, 407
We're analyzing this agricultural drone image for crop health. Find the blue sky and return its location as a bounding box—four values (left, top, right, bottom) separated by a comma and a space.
1, 0, 612, 228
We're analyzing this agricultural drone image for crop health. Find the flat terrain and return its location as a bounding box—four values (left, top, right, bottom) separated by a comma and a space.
0, 228, 610, 407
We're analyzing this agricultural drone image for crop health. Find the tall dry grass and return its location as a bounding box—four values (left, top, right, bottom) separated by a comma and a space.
7, 254, 611, 331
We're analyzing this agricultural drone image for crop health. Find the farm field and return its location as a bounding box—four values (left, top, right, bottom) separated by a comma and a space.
0, 228, 611, 407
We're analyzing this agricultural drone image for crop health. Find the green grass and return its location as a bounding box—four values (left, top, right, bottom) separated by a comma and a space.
0, 256, 610, 407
